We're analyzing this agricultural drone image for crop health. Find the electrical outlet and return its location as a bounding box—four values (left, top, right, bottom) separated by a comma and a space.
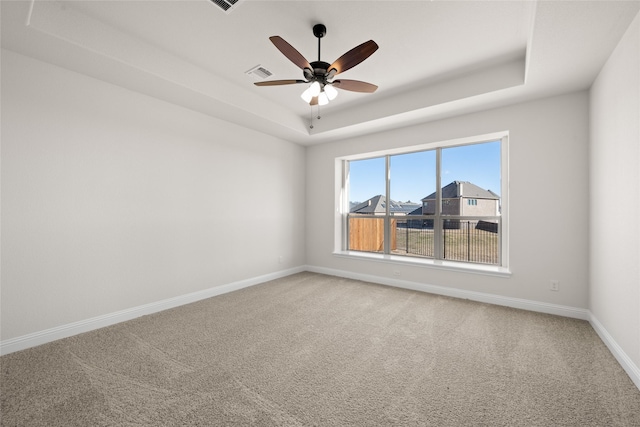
550, 280, 559, 291
278, 256, 284, 264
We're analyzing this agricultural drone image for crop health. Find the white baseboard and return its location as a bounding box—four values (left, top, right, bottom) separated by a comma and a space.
305, 265, 590, 320
0, 266, 305, 356
589, 313, 640, 391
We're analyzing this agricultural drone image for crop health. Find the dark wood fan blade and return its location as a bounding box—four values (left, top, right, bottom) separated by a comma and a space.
329, 40, 378, 75
254, 80, 306, 86
332, 79, 378, 93
309, 97, 319, 106
269, 36, 312, 70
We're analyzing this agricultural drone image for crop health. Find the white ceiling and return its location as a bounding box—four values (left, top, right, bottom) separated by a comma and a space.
2, 0, 639, 145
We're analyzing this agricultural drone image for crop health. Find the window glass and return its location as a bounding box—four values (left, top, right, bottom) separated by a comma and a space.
389, 151, 435, 210
348, 157, 386, 253
348, 157, 385, 214
441, 142, 501, 215
390, 151, 436, 258
343, 138, 504, 266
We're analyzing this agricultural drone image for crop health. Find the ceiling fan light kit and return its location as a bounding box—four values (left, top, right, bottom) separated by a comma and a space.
255, 23, 379, 111
317, 91, 329, 106
324, 83, 338, 100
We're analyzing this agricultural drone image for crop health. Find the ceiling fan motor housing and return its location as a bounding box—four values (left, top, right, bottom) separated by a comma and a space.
306, 61, 332, 83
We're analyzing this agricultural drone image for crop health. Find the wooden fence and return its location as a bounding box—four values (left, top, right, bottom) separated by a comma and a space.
349, 217, 397, 252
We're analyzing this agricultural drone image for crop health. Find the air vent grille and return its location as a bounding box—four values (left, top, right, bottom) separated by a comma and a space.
209, 0, 240, 14
246, 65, 273, 80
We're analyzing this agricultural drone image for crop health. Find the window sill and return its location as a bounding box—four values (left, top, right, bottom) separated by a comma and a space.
333, 251, 511, 278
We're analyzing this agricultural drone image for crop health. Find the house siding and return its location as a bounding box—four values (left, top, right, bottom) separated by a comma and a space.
461, 198, 498, 216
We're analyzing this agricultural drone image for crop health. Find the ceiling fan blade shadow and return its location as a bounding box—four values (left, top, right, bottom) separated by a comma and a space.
254, 80, 307, 86
269, 36, 312, 70
332, 79, 378, 93
329, 40, 378, 75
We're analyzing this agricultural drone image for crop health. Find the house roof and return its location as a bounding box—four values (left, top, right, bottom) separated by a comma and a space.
421, 181, 500, 201
407, 206, 423, 216
350, 195, 419, 215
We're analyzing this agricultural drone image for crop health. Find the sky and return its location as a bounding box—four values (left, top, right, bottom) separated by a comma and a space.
349, 140, 501, 203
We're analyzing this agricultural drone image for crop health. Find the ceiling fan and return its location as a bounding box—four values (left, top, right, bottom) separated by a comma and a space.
254, 24, 379, 106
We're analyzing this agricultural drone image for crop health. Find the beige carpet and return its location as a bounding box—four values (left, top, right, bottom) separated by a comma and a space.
2, 272, 639, 426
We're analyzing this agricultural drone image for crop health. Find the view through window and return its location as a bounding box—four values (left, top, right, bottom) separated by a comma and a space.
346, 138, 504, 266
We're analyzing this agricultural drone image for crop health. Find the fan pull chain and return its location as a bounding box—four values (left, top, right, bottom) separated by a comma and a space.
309, 105, 322, 129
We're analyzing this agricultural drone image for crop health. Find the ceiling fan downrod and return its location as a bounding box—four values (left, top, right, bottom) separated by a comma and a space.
313, 24, 326, 62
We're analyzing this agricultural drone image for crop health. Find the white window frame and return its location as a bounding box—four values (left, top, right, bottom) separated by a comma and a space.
334, 131, 510, 276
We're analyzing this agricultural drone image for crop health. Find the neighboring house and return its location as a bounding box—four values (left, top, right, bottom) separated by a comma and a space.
350, 195, 420, 216
404, 181, 500, 230
421, 181, 500, 217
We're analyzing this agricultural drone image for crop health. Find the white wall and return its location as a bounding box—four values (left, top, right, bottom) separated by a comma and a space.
589, 12, 640, 374
306, 91, 590, 308
1, 50, 306, 341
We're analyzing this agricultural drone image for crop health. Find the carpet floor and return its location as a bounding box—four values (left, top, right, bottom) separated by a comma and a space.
2, 272, 640, 426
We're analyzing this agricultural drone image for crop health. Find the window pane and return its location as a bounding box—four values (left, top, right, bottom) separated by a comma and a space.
394, 217, 435, 259
441, 219, 500, 265
390, 151, 435, 210
390, 151, 436, 259
348, 157, 386, 253
440, 141, 501, 265
348, 157, 385, 214
440, 141, 501, 216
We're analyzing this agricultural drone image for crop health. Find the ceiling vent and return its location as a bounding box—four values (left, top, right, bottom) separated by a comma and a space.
245, 65, 273, 80
209, 0, 241, 14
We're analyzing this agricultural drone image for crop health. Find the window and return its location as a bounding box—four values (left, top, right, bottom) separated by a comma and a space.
339, 133, 508, 270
